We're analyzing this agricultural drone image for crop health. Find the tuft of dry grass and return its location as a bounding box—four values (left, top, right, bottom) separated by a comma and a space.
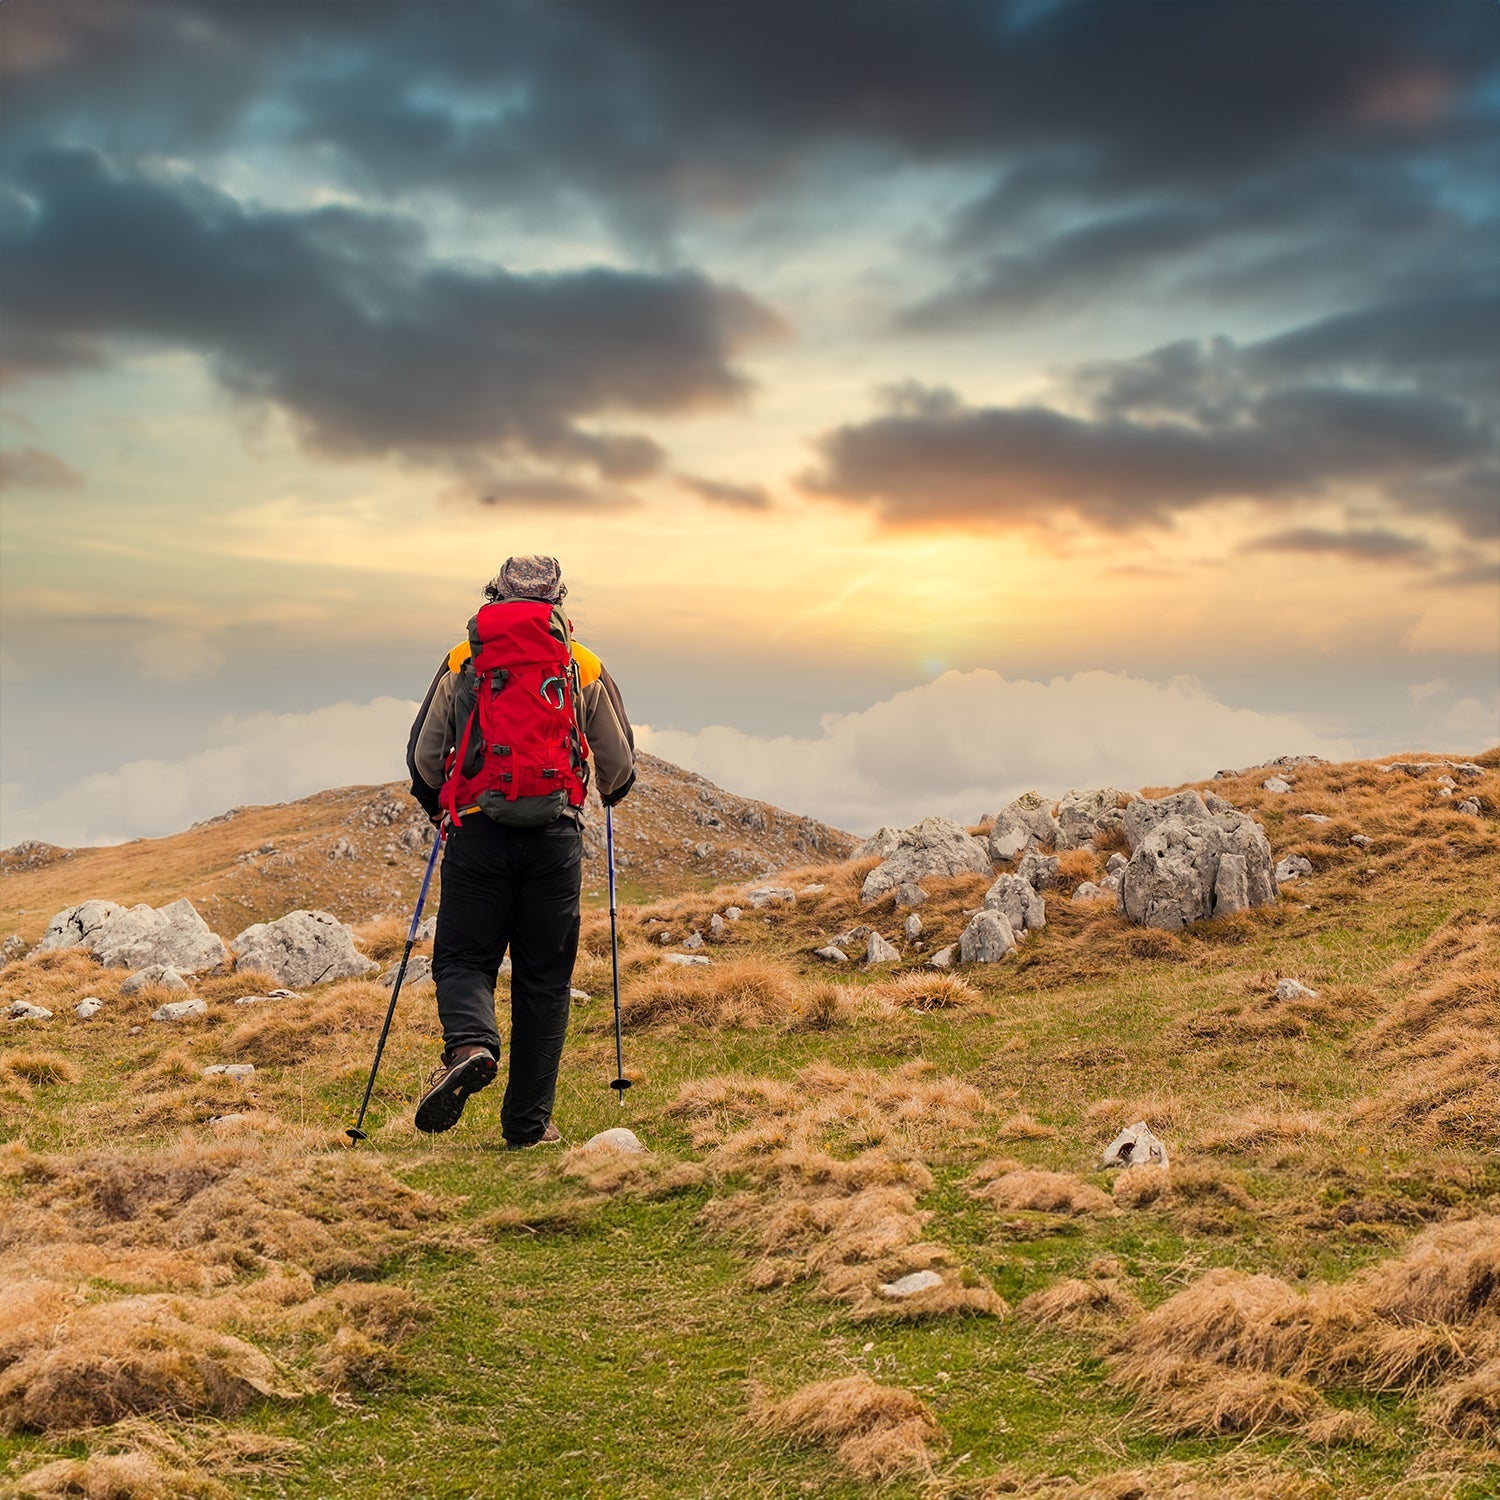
973, 1168, 1115, 1215
870, 971, 981, 1011
1018, 1272, 1143, 1330
751, 1372, 944, 1481
15, 1449, 231, 1499
621, 957, 803, 1028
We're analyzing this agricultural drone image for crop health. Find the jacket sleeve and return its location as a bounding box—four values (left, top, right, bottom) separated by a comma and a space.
582, 662, 636, 803
406, 663, 458, 817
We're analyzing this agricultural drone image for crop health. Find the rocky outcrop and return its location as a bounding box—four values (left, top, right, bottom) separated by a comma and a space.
1117, 794, 1277, 930
231, 910, 377, 988
96, 901, 228, 973
859, 817, 992, 905
379, 955, 433, 990
863, 932, 901, 967
1055, 788, 1133, 850
1016, 848, 1059, 891
36, 900, 125, 953
119, 965, 189, 995
1100, 1122, 1170, 1170
983, 873, 1046, 933
988, 792, 1059, 861
959, 909, 1016, 963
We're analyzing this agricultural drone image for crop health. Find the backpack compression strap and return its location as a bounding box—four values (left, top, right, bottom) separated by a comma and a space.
446, 637, 603, 686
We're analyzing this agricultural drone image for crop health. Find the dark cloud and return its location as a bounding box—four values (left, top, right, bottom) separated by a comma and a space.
0, 149, 781, 483
805, 293, 1498, 540
0, 446, 83, 490
1239, 528, 1435, 563
677, 474, 772, 511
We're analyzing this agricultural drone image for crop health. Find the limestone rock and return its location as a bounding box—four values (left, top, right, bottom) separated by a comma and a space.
1117, 796, 1277, 929
1056, 788, 1131, 850
90, 900, 228, 974
861, 817, 992, 905
8, 1001, 53, 1020
1350, 834, 1373, 849
988, 791, 1059, 861
1072, 881, 1103, 901
1, 933, 29, 966
232, 910, 378, 988
722, 907, 743, 921
1099, 1122, 1170, 1170
119, 965, 189, 996
879, 1270, 944, 1299
959, 909, 1016, 964
1274, 854, 1313, 882
329, 838, 357, 861
1450, 762, 1484, 779
380, 955, 433, 990
797, 884, 827, 898
681, 932, 705, 950
815, 946, 849, 963
895, 882, 929, 908
204, 1063, 256, 1079
208, 1113, 250, 1129
37, 900, 126, 953
584, 1127, 647, 1154
925, 945, 956, 970
1262, 777, 1293, 794
863, 932, 900, 967
1212, 853, 1251, 916
664, 953, 711, 967
415, 917, 437, 943
983, 873, 1047, 932
151, 998, 207, 1022
903, 913, 923, 941
1457, 798, 1482, 816
708, 914, 725, 938
746, 886, 795, 908
1299, 813, 1332, 825
1015, 848, 1059, 891
233, 989, 299, 1006
1105, 852, 1129, 877
75, 997, 103, 1018
851, 826, 903, 860
570, 988, 589, 1002
1275, 978, 1318, 1001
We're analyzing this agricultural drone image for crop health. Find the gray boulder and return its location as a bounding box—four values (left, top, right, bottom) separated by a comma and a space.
863, 932, 900, 967
1105, 852, 1128, 877
1, 933, 29, 966
1016, 848, 1059, 891
851, 826, 903, 860
415, 917, 437, 943
959, 909, 1016, 963
1100, 1122, 1170, 1170
925, 945, 956, 970
879, 1270, 944, 1299
983, 873, 1046, 932
119, 965, 189, 996
664, 953, 711, 967
1274, 854, 1313, 882
814, 946, 849, 964
8, 1001, 52, 1020
584, 1127, 646, 1154
894, 882, 929, 908
903, 913, 923, 941
36, 900, 126, 953
1117, 798, 1278, 930
988, 791, 1058, 861
1456, 798, 1482, 816
1263, 776, 1293, 794
746, 886, 795, 908
1056, 788, 1131, 850
860, 817, 992, 905
93, 900, 228, 974
151, 997, 207, 1022
75, 997, 104, 1018
232, 910, 378, 988
1275, 978, 1318, 1001
1072, 881, 1103, 901
380, 955, 433, 989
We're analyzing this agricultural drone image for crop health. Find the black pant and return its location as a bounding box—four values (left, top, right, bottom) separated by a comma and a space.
431, 814, 582, 1144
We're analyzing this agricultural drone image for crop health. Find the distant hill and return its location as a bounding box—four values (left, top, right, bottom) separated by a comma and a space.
0, 751, 855, 942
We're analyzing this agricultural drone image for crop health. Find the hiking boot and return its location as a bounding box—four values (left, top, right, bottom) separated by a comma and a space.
505, 1122, 563, 1150
413, 1046, 497, 1134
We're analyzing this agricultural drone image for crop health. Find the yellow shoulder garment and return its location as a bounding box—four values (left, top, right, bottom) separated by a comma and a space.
446, 640, 471, 673
447, 636, 601, 685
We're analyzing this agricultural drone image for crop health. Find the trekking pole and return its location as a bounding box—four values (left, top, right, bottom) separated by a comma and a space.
347, 825, 444, 1143
606, 803, 630, 1104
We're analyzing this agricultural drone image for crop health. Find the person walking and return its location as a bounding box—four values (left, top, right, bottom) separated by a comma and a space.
404, 555, 636, 1144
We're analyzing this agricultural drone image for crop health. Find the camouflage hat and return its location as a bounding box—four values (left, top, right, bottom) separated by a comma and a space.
484, 555, 567, 604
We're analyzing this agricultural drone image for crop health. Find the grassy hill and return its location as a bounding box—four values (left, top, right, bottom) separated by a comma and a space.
1, 750, 1496, 1499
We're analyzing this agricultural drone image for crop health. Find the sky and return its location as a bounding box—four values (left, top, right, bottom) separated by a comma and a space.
1, 0, 1497, 845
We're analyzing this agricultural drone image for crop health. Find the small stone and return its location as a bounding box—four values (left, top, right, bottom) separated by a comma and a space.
1263, 777, 1293, 794
1274, 855, 1313, 882
1456, 798, 1482, 816
415, 917, 437, 943
1275, 978, 1319, 1001
8, 1000, 53, 1020
1437, 775, 1457, 788
119, 964, 189, 996
380, 955, 433, 989
1350, 834, 1373, 848
208, 1113, 250, 1129
128, 1025, 142, 1035
895, 882, 929, 908
570, 988, 590, 1002
831, 925, 872, 948
583, 1127, 647, 1154
1072, 881, 1103, 901
814, 946, 849, 963
796, 884, 827, 897
1, 933, 28, 965
664, 953, 711, 967
903, 913, 923, 941
1015, 848, 1059, 891
204, 1063, 256, 1079
1100, 873, 1121, 893
959, 909, 1016, 964
863, 932, 900, 967
681, 932, 705, 950
746, 886, 795, 909
151, 997, 207, 1022
1100, 1121, 1170, 1170
499, 955, 512, 974
75, 997, 103, 1019
1298, 813, 1332, 824
1105, 853, 1128, 876
722, 907, 742, 921
925, 945, 955, 970
879, 1270, 944, 1299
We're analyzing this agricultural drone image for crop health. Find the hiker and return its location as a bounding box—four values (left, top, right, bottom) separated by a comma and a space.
404, 555, 636, 1144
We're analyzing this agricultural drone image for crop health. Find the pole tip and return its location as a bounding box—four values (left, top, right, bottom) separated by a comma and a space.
345, 1127, 367, 1143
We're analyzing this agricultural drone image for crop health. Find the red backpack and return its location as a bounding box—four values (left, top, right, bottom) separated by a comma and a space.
439, 599, 590, 827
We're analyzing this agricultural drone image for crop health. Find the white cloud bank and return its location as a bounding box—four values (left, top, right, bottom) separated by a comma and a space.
639, 669, 1360, 834
1, 698, 418, 849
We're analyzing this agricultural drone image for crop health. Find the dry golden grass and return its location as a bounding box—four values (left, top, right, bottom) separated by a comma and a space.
973, 1168, 1115, 1215
1017, 1272, 1143, 1330
869, 971, 981, 1011
620, 956, 803, 1028
15, 1449, 230, 1499
751, 1372, 944, 1481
